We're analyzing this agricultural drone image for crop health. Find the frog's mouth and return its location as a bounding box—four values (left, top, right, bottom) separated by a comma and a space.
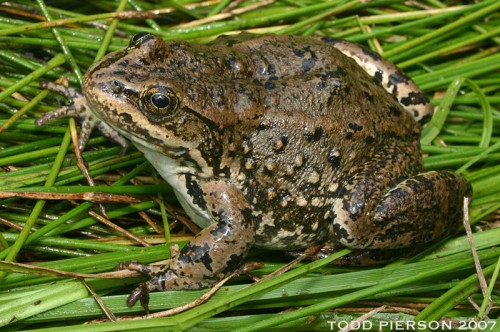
130, 133, 215, 180
87, 93, 214, 179
84, 76, 187, 155
90, 102, 189, 158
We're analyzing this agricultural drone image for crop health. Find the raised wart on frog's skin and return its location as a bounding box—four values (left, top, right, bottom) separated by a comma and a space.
38, 32, 471, 307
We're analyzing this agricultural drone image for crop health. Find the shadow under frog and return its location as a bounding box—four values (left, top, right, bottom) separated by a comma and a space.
37, 33, 471, 308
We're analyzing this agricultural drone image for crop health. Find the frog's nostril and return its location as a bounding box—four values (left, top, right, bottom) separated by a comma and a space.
110, 80, 124, 93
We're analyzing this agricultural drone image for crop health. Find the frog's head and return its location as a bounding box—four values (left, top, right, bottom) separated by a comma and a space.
83, 33, 249, 177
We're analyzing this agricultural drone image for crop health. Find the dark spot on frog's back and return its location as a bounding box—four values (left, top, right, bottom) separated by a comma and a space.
388, 70, 410, 85
257, 122, 267, 131
264, 81, 275, 90
335, 67, 347, 77
224, 38, 240, 47
131, 62, 142, 69
305, 131, 313, 141
293, 48, 305, 57
302, 57, 317, 73
363, 91, 375, 103
360, 46, 383, 62
226, 55, 239, 72
348, 123, 363, 132
322, 68, 347, 80
333, 223, 351, 243
388, 105, 402, 117
314, 127, 323, 141
118, 59, 129, 67
265, 64, 277, 76
401, 91, 430, 107
304, 127, 323, 142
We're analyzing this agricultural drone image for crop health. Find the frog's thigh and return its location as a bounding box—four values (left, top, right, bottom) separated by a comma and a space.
332, 170, 471, 249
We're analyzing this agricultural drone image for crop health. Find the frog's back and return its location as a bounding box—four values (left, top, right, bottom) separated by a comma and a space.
202, 34, 423, 249
197, 34, 418, 137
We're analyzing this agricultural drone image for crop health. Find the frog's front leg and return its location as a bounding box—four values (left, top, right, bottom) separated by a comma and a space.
36, 82, 129, 150
117, 180, 255, 306
333, 169, 472, 250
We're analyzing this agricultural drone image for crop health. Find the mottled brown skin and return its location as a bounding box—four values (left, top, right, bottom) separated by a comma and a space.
38, 33, 471, 307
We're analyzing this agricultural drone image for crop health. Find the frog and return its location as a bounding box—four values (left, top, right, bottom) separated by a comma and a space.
37, 32, 471, 307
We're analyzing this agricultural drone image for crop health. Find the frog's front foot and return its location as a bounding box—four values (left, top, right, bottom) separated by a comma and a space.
117, 180, 256, 309
36, 81, 129, 151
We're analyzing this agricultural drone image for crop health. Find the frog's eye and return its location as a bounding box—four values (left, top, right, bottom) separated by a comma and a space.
140, 85, 179, 119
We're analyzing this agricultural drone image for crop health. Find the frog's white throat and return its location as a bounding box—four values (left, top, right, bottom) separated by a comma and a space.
133, 142, 214, 229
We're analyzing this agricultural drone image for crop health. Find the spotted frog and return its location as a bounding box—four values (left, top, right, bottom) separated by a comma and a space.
38, 33, 471, 306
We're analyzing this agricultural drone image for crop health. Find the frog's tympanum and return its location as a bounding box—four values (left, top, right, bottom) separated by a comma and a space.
38, 33, 471, 306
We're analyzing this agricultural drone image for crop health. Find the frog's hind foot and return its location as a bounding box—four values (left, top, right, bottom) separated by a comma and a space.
115, 260, 164, 309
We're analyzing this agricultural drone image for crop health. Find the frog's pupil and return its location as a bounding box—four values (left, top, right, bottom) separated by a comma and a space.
152, 93, 170, 109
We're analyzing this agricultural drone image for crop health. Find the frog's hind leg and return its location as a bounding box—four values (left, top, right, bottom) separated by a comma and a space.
324, 37, 434, 125
369, 170, 471, 248
332, 166, 471, 250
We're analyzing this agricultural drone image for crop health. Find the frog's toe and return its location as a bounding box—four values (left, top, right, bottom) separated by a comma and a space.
127, 282, 150, 310
115, 260, 152, 274
116, 261, 171, 309
41, 81, 83, 100
35, 105, 73, 126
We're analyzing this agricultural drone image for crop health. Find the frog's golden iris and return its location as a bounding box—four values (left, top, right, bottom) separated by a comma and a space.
140, 85, 180, 119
